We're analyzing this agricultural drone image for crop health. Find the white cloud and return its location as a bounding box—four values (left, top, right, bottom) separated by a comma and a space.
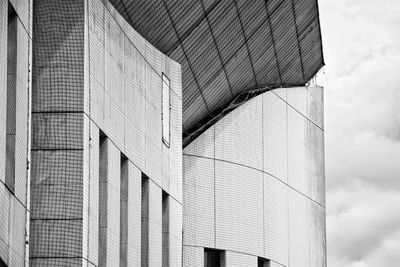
317, 0, 400, 266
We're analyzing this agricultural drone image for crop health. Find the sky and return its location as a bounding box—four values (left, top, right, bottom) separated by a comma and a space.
317, 0, 400, 266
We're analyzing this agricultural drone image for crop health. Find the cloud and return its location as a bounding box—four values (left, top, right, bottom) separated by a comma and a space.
327, 180, 400, 267
317, 0, 400, 266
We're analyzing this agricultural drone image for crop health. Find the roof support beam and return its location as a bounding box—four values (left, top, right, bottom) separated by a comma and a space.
199, 0, 234, 98
232, 0, 259, 86
290, 0, 306, 83
264, 0, 283, 85
161, 0, 210, 112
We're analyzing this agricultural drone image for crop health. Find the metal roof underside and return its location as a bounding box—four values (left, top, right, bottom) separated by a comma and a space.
109, 0, 324, 144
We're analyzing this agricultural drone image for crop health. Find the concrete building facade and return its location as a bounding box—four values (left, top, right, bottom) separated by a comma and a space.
183, 86, 325, 267
0, 0, 325, 267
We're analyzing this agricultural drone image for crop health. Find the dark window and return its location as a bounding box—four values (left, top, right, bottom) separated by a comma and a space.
98, 131, 108, 267
0, 256, 7, 267
5, 1, 17, 193
162, 191, 169, 267
258, 257, 270, 267
141, 174, 150, 267
120, 153, 128, 267
204, 248, 225, 267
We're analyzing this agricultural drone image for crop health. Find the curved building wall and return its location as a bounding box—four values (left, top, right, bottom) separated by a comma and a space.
183, 86, 325, 267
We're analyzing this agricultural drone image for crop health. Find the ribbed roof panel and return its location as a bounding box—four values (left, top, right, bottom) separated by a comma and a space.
108, 0, 324, 141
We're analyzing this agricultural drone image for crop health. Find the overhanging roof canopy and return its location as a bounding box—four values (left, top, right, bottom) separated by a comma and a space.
109, 0, 324, 143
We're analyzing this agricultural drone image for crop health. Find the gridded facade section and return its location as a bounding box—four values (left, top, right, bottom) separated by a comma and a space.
30, 0, 86, 265
183, 86, 326, 267
84, 0, 183, 266
29, 0, 183, 266
0, 0, 32, 266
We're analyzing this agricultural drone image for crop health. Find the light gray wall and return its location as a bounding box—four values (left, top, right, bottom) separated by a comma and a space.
83, 0, 182, 266
0, 0, 31, 266
183, 86, 326, 267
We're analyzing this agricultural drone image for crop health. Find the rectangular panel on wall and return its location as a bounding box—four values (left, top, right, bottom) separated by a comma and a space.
288, 190, 310, 267
106, 140, 121, 266
263, 91, 288, 183
169, 197, 182, 267
264, 174, 288, 266
215, 95, 263, 171
183, 156, 215, 248
148, 181, 162, 267
287, 107, 308, 196
224, 251, 257, 267
215, 161, 264, 256
162, 74, 171, 147
182, 246, 203, 267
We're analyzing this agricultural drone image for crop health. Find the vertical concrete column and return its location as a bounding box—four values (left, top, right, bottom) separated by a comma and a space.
148, 181, 162, 267
106, 141, 121, 266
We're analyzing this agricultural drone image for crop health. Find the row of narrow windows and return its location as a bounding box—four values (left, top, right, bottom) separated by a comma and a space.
98, 131, 170, 267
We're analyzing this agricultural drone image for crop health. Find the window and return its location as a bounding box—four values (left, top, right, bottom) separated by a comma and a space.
161, 73, 170, 147
258, 257, 270, 267
162, 191, 169, 267
120, 153, 129, 267
98, 131, 108, 267
5, 2, 17, 193
204, 248, 225, 267
141, 174, 150, 267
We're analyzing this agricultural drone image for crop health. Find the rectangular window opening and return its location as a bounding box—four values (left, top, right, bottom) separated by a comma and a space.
204, 248, 225, 267
120, 153, 129, 267
258, 257, 271, 267
161, 73, 170, 147
141, 173, 150, 267
5, 1, 18, 194
162, 191, 170, 267
98, 131, 108, 267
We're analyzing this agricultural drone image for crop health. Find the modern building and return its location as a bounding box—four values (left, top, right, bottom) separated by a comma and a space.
0, 0, 325, 267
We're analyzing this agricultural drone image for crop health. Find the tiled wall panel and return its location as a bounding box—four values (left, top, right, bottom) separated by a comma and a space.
215, 161, 264, 257
264, 174, 289, 265
183, 156, 215, 248
263, 92, 288, 183
169, 197, 183, 267
148, 181, 162, 267
182, 246, 203, 267
225, 251, 257, 267
126, 162, 141, 267
84, 0, 183, 266
183, 86, 325, 267
215, 96, 263, 171
106, 141, 121, 266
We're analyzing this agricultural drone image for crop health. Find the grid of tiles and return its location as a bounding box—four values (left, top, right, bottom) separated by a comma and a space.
183, 86, 326, 267
83, 0, 183, 266
29, 0, 85, 266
